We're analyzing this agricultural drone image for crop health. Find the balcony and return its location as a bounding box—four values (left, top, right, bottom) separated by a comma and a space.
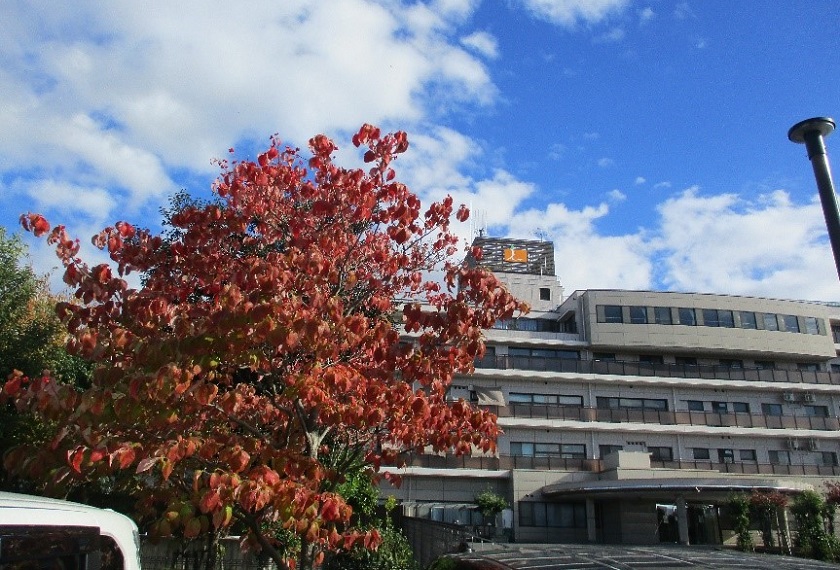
474, 355, 840, 385
652, 459, 840, 477
495, 404, 840, 431
390, 454, 840, 477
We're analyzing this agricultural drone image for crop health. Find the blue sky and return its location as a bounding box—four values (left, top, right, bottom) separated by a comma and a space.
2, 0, 839, 300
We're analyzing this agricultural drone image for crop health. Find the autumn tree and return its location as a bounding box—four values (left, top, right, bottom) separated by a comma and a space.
5, 125, 527, 569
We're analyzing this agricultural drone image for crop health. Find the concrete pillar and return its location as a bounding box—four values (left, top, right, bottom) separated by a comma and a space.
586, 499, 597, 542
676, 496, 690, 545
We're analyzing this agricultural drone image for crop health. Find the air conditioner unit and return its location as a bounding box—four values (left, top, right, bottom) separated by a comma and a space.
808, 439, 821, 451
787, 438, 801, 450
803, 392, 816, 403
782, 391, 797, 403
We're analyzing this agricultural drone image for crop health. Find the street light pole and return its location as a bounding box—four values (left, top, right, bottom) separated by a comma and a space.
788, 117, 840, 279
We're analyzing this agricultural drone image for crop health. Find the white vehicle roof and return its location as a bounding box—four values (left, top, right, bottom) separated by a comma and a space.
0, 491, 141, 570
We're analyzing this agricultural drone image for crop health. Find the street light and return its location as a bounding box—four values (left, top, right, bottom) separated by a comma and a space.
788, 117, 840, 279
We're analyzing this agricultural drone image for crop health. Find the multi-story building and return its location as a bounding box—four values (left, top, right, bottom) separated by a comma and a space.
388, 236, 840, 546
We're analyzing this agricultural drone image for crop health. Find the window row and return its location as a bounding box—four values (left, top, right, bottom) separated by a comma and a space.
597, 304, 823, 335
692, 447, 838, 466
510, 442, 586, 459
493, 318, 564, 333
507, 393, 830, 417
519, 502, 586, 528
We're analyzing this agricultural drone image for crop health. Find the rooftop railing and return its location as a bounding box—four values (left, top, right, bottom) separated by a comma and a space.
496, 404, 840, 431
393, 454, 840, 477
474, 355, 840, 385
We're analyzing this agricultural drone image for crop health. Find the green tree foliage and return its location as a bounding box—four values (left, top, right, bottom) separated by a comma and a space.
790, 490, 839, 561
474, 489, 508, 522
727, 493, 753, 552
0, 229, 91, 489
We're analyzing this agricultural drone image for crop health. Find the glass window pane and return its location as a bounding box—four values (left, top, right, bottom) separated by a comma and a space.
508, 393, 532, 404
692, 448, 710, 460
733, 402, 749, 413
702, 309, 719, 327
602, 305, 623, 323
740, 311, 757, 329
805, 317, 820, 335
783, 315, 800, 333
654, 307, 672, 324
687, 400, 704, 411
763, 313, 779, 331
629, 306, 648, 324
719, 310, 735, 328
678, 308, 696, 326
557, 395, 583, 406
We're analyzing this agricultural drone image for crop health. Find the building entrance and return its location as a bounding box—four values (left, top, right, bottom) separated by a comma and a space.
657, 503, 721, 545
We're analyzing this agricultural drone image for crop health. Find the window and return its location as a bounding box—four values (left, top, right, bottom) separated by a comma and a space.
678, 308, 696, 326
782, 315, 800, 333
597, 397, 668, 411
510, 442, 533, 456
755, 360, 775, 370
519, 502, 586, 528
509, 347, 579, 359
649, 447, 673, 461
600, 305, 623, 323
711, 401, 728, 413
686, 400, 705, 412
763, 313, 779, 331
739, 449, 757, 462
762, 403, 783, 416
509, 393, 584, 407
692, 448, 710, 460
654, 307, 672, 325
593, 352, 615, 361
739, 311, 758, 329
732, 402, 750, 413
629, 306, 648, 324
703, 309, 734, 328
639, 354, 664, 364
822, 452, 838, 467
599, 444, 623, 458
560, 444, 586, 458
805, 317, 821, 335
833, 324, 840, 343
797, 362, 819, 372
539, 287, 551, 301
719, 359, 743, 369
768, 450, 791, 465
718, 448, 735, 463
804, 405, 829, 417
510, 442, 585, 458
675, 356, 697, 367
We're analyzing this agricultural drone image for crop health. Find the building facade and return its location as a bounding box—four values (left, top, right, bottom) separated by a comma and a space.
386, 237, 840, 546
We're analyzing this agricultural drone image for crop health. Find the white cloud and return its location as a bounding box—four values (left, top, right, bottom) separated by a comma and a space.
597, 157, 615, 168
593, 27, 626, 43
608, 189, 626, 201
503, 201, 653, 290
635, 176, 646, 185
653, 181, 672, 189
0, 0, 498, 222
639, 7, 655, 23
519, 0, 631, 27
653, 187, 835, 299
461, 31, 499, 58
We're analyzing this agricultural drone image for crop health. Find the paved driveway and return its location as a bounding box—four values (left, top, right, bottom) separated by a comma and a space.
434, 544, 840, 569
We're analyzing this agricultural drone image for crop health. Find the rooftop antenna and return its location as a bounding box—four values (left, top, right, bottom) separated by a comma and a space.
789, 117, 840, 279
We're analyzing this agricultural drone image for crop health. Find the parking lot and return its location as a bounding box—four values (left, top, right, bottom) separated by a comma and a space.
440, 544, 840, 569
